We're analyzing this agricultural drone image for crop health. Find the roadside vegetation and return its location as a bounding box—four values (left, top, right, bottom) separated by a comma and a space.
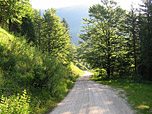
0, 27, 83, 114
92, 76, 152, 114
0, 0, 85, 113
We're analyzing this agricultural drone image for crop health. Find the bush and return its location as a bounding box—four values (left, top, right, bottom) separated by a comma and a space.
0, 28, 81, 113
0, 90, 30, 114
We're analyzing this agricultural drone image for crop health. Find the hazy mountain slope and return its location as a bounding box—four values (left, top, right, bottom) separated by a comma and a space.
57, 5, 89, 46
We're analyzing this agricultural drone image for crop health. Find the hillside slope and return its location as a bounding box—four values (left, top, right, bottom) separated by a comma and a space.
0, 28, 83, 113
57, 5, 89, 46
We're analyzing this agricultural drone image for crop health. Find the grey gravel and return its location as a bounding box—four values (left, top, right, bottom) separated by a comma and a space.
49, 71, 134, 114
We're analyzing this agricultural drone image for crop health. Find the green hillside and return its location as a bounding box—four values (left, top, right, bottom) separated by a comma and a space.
0, 28, 83, 113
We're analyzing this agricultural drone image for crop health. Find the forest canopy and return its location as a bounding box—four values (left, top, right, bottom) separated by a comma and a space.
79, 0, 152, 81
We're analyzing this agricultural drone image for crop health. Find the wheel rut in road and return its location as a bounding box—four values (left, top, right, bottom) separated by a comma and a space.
49, 72, 134, 114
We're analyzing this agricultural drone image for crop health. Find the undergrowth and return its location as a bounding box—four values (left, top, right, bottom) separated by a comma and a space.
0, 28, 83, 114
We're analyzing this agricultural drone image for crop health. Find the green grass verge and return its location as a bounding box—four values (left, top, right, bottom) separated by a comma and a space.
91, 76, 152, 114
70, 62, 85, 76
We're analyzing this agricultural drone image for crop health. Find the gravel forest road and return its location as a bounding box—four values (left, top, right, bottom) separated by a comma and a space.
49, 71, 134, 114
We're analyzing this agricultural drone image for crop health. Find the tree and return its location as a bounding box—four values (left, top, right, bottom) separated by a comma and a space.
138, 0, 152, 80
0, 0, 32, 31
32, 9, 44, 48
79, 0, 127, 79
61, 18, 70, 32
42, 9, 72, 64
0, 0, 9, 27
21, 14, 36, 43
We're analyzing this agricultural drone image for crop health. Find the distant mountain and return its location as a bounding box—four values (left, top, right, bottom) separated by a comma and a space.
56, 5, 89, 46
40, 5, 90, 46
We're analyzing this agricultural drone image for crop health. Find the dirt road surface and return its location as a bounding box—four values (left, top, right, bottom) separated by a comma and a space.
49, 71, 134, 114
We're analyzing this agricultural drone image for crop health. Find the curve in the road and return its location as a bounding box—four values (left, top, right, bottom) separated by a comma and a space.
49, 72, 134, 114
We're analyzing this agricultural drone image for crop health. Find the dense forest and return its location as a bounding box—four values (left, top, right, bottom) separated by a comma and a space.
0, 0, 84, 113
79, 0, 152, 82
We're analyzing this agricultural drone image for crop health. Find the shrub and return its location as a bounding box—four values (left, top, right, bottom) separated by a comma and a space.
0, 28, 81, 113
0, 90, 30, 114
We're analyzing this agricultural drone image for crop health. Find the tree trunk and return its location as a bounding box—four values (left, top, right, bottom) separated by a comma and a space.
107, 53, 111, 80
9, 18, 12, 31
133, 25, 137, 75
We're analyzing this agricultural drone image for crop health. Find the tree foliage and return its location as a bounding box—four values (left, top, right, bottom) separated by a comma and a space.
0, 1, 77, 113
0, 0, 32, 31
79, 0, 152, 81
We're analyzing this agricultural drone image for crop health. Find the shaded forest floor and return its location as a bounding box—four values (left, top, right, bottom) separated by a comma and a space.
91, 77, 152, 114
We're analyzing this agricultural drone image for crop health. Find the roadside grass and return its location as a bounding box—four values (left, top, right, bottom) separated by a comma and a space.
91, 76, 152, 114
70, 62, 85, 77
43, 64, 85, 113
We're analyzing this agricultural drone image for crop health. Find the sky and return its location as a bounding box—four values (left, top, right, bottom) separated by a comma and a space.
30, 0, 143, 10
